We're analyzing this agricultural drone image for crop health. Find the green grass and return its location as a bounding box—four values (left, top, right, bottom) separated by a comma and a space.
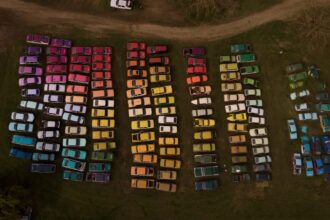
1, 15, 330, 220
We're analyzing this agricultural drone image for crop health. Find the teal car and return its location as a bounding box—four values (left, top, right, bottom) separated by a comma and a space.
91, 152, 114, 161
62, 138, 86, 148
316, 103, 330, 112
63, 170, 84, 182
11, 135, 36, 147
243, 77, 259, 87
236, 54, 256, 63
61, 148, 87, 160
230, 44, 251, 53
62, 158, 86, 172
8, 122, 33, 132
288, 71, 308, 82
32, 152, 55, 161
240, 65, 260, 75
88, 163, 111, 172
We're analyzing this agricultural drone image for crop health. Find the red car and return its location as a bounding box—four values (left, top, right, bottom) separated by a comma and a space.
186, 75, 208, 85
69, 64, 91, 74
71, 55, 91, 64
127, 69, 147, 78
46, 47, 66, 55
91, 80, 113, 89
149, 57, 170, 65
46, 56, 67, 64
127, 42, 146, 51
66, 85, 88, 95
93, 47, 112, 55
186, 66, 207, 74
92, 72, 111, 80
127, 51, 146, 59
92, 63, 111, 71
68, 73, 90, 84
46, 65, 67, 73
147, 45, 167, 54
188, 57, 206, 66
92, 55, 111, 63
71, 47, 92, 55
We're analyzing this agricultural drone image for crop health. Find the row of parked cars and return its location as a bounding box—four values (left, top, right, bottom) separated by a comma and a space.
220, 43, 272, 182
125, 42, 179, 192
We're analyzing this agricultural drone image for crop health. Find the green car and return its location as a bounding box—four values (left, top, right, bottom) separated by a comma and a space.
63, 170, 84, 182
219, 55, 236, 63
243, 77, 259, 87
236, 54, 256, 63
91, 152, 114, 161
231, 165, 248, 174
240, 65, 260, 75
289, 81, 304, 90
194, 166, 219, 178
230, 43, 252, 53
285, 63, 304, 73
194, 154, 217, 164
88, 163, 111, 172
287, 71, 308, 82
316, 103, 330, 112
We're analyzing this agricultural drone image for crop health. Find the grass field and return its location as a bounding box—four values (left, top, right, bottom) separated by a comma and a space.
1, 12, 330, 220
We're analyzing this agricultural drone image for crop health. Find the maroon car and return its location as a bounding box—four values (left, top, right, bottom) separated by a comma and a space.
127, 42, 146, 51
46, 56, 68, 64
69, 64, 91, 74
188, 57, 206, 66
46, 47, 67, 56
183, 47, 206, 57
46, 65, 67, 73
71, 55, 91, 64
71, 47, 92, 55
147, 45, 167, 54
93, 47, 112, 55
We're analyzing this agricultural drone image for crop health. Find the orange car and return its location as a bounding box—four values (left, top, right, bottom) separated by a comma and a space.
131, 144, 155, 154
65, 95, 87, 104
126, 88, 147, 98
126, 79, 148, 89
127, 69, 147, 78
66, 85, 88, 95
92, 71, 111, 80
126, 60, 146, 69
91, 80, 113, 89
128, 97, 151, 108
130, 166, 154, 177
92, 89, 114, 99
186, 75, 208, 85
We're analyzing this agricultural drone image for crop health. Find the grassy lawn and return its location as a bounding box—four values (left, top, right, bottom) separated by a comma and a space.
1, 16, 330, 220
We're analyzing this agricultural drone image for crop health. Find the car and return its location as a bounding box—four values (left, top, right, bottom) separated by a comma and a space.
35, 142, 60, 152
147, 45, 167, 54
288, 71, 308, 82
62, 112, 85, 125
92, 89, 115, 99
127, 51, 146, 59
323, 155, 330, 164
221, 83, 242, 92
46, 56, 67, 64
46, 64, 67, 73
195, 180, 218, 191
65, 126, 87, 135
44, 84, 66, 93
153, 96, 175, 106
131, 178, 155, 189
91, 108, 114, 118
32, 152, 55, 161
193, 143, 216, 153
193, 118, 215, 127
227, 123, 248, 132
91, 119, 115, 128
12, 135, 36, 147
254, 155, 272, 164
219, 63, 239, 72
304, 157, 314, 177
46, 47, 67, 55
220, 72, 241, 81
62, 158, 86, 172
128, 107, 152, 118
287, 119, 298, 140
188, 57, 206, 66
151, 85, 173, 96
158, 116, 177, 124
26, 34, 50, 45
244, 89, 261, 96
230, 43, 251, 53
231, 165, 248, 174
92, 62, 111, 71
18, 77, 42, 87
157, 170, 177, 180
316, 103, 330, 112
88, 163, 111, 172
68, 73, 90, 84
194, 166, 219, 178
126, 88, 147, 98
65, 95, 87, 104
31, 164, 56, 173
92, 71, 111, 80
159, 125, 178, 133
85, 172, 110, 183
236, 53, 256, 63
150, 74, 171, 83
130, 166, 154, 177
69, 64, 91, 74
70, 55, 91, 64
62, 138, 87, 148
132, 132, 156, 143
285, 63, 304, 73
248, 116, 265, 125
294, 103, 309, 112
159, 159, 181, 169
66, 85, 88, 95
247, 107, 264, 116
249, 127, 267, 137
128, 97, 150, 108
131, 119, 155, 130
290, 89, 311, 100
194, 154, 217, 164
229, 135, 246, 144
255, 172, 271, 181
246, 99, 263, 107
50, 38, 72, 48
298, 112, 318, 121
252, 146, 270, 155
313, 158, 324, 175
43, 94, 64, 104
45, 75, 67, 84
253, 164, 271, 173
155, 182, 177, 193
63, 170, 84, 182
92, 80, 111, 90
37, 130, 60, 139
158, 137, 179, 145
22, 90, 39, 98
92, 130, 114, 140
20, 100, 44, 111
64, 104, 87, 114
186, 66, 207, 74
189, 85, 211, 96
71, 47, 92, 55
127, 79, 148, 89
289, 81, 305, 90
183, 47, 206, 57
131, 144, 155, 154
223, 93, 245, 102
251, 137, 269, 146
126, 60, 145, 68
219, 55, 236, 63
93, 142, 116, 151
160, 147, 181, 156
19, 56, 40, 65
231, 146, 248, 155
225, 103, 246, 113
127, 69, 147, 78
192, 108, 213, 117
8, 122, 33, 133
301, 141, 312, 156
193, 131, 215, 140
133, 154, 158, 164
9, 148, 32, 160
149, 66, 170, 75
155, 106, 176, 115
226, 113, 247, 122
91, 152, 114, 161
316, 92, 329, 101
11, 112, 34, 122
240, 65, 260, 75
243, 77, 259, 87
127, 42, 146, 51
93, 47, 112, 55
18, 66, 43, 76
292, 153, 302, 175
311, 136, 322, 155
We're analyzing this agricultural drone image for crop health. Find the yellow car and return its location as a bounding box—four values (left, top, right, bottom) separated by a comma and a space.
220, 72, 241, 81
131, 144, 155, 154
92, 130, 114, 140
193, 131, 215, 140
155, 106, 176, 115
219, 63, 239, 72
131, 119, 155, 130
151, 85, 173, 96
133, 154, 158, 164
159, 147, 181, 156
193, 118, 215, 128
160, 159, 181, 169
131, 178, 155, 189
150, 74, 171, 83
227, 123, 248, 132
157, 170, 177, 180
153, 96, 175, 106
155, 182, 177, 193
193, 143, 216, 153
131, 132, 155, 143
93, 142, 116, 151
158, 137, 179, 145
92, 119, 115, 128
126, 79, 148, 89
149, 66, 170, 75
227, 113, 247, 122
130, 166, 155, 177
91, 108, 114, 118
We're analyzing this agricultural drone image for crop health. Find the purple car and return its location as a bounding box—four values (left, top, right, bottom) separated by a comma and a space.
18, 77, 42, 87
183, 47, 206, 57
26, 34, 50, 45
21, 88, 40, 97
46, 56, 68, 64
24, 47, 42, 55
46, 47, 67, 56
19, 56, 40, 65
45, 75, 67, 84
18, 66, 43, 76
50, 38, 72, 48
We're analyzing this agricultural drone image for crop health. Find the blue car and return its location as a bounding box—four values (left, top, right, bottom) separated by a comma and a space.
304, 157, 314, 177
9, 148, 32, 160
63, 170, 84, 182
8, 122, 34, 133
31, 163, 56, 173
32, 153, 56, 161
323, 143, 330, 154
287, 119, 298, 140
12, 135, 36, 147
61, 148, 87, 160
313, 158, 324, 175
323, 155, 330, 164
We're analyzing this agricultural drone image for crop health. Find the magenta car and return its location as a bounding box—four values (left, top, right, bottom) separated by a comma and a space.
45, 75, 67, 84
46, 56, 68, 64
26, 34, 50, 45
19, 56, 40, 65
24, 47, 42, 55
68, 73, 90, 84
69, 64, 91, 74
18, 66, 43, 76
71, 47, 92, 56
50, 38, 72, 48
93, 47, 112, 55
92, 62, 111, 71
18, 77, 42, 87
46, 65, 67, 73
46, 47, 67, 55
71, 55, 91, 64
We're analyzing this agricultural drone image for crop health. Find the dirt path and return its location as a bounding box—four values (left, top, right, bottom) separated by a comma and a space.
0, 0, 329, 41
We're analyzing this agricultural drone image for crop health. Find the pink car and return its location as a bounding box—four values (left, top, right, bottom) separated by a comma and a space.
93, 47, 112, 55
46, 47, 67, 56
68, 73, 90, 84
66, 85, 88, 95
92, 63, 111, 71
92, 55, 111, 63
71, 55, 91, 64
46, 56, 68, 64
18, 77, 42, 87
46, 65, 67, 73
69, 64, 91, 74
71, 47, 92, 56
45, 75, 67, 84
18, 66, 43, 76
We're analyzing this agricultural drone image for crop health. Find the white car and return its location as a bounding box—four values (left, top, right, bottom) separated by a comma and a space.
251, 137, 269, 146
244, 89, 261, 96
43, 94, 64, 103
35, 142, 60, 152
225, 103, 246, 113
110, 0, 132, 10
248, 116, 265, 125
159, 125, 178, 134
44, 84, 66, 93
254, 155, 272, 164
191, 97, 212, 105
62, 112, 85, 125
41, 120, 60, 129
245, 99, 263, 107
247, 107, 264, 116
93, 99, 115, 108
192, 108, 213, 117
65, 126, 87, 135
158, 116, 177, 124
223, 94, 245, 102
44, 107, 64, 117
11, 112, 35, 122
20, 100, 44, 111
249, 128, 267, 137
294, 103, 309, 112
128, 108, 152, 118
64, 104, 87, 114
37, 130, 60, 139
290, 89, 310, 100
252, 146, 270, 155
